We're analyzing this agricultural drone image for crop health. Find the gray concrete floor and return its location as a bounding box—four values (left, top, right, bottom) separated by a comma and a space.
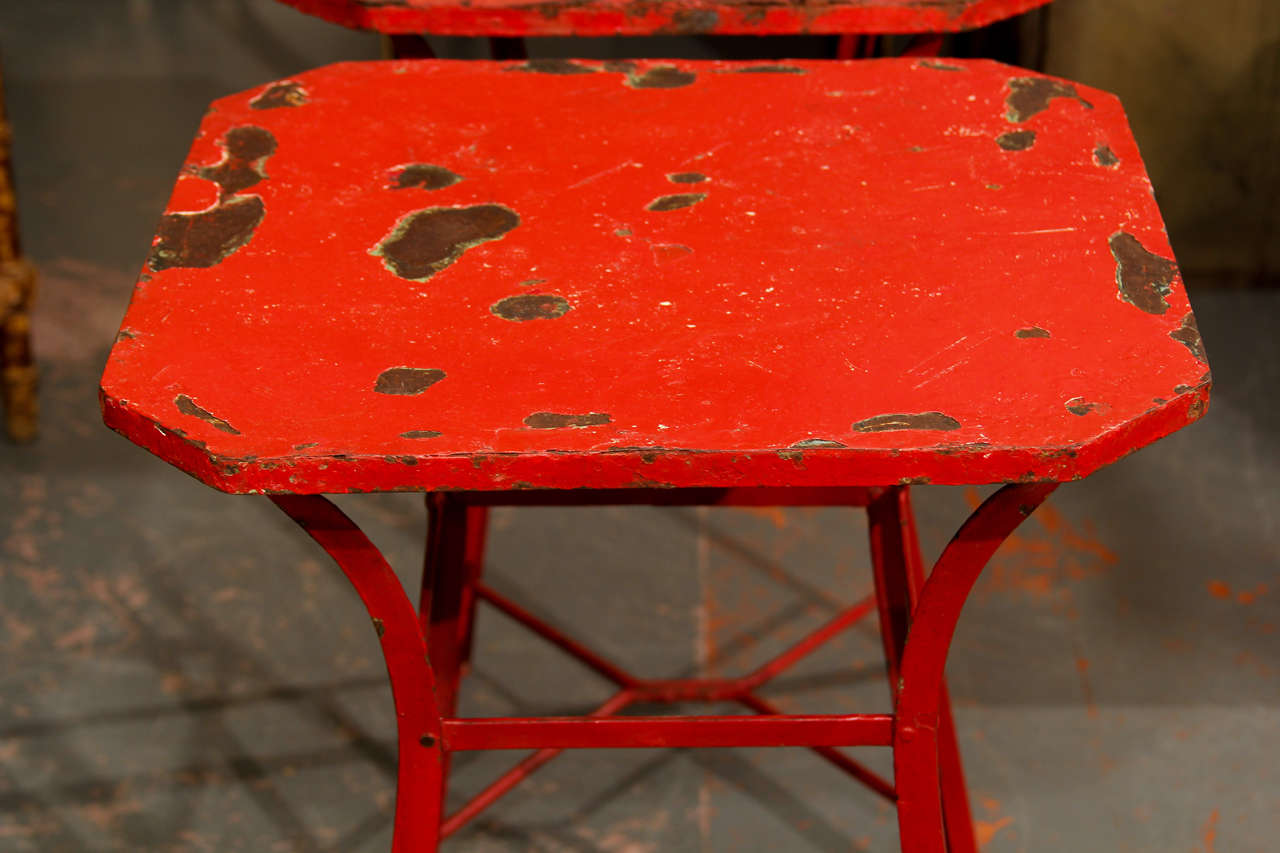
1, 2, 1277, 850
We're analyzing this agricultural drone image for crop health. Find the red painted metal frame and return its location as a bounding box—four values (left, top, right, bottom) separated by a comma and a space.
270, 483, 1052, 851
272, 0, 1053, 36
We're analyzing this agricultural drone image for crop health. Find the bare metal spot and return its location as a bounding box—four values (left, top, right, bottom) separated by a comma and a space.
519, 278, 548, 286
1094, 144, 1119, 167
919, 59, 965, 72
996, 130, 1036, 151
507, 58, 595, 75
851, 412, 961, 432
149, 196, 264, 270
250, 81, 308, 109
1015, 327, 1051, 339
1169, 313, 1206, 362
627, 66, 696, 89
198, 126, 277, 194
1066, 397, 1098, 416
491, 293, 571, 321
374, 367, 446, 395
175, 394, 240, 434
727, 65, 806, 74
524, 412, 611, 429
667, 172, 707, 184
400, 429, 442, 439
372, 204, 519, 281
1109, 232, 1177, 315
391, 164, 462, 191
1006, 77, 1092, 123
791, 439, 847, 448
647, 193, 706, 212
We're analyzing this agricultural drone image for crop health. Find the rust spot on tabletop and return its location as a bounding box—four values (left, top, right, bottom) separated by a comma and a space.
996, 130, 1036, 151
727, 65, 806, 74
1066, 397, 1098, 416
374, 367, 446, 395
174, 395, 240, 434
198, 126, 277, 195
626, 66, 696, 89
372, 204, 520, 281
900, 476, 931, 485
115, 329, 137, 342
667, 172, 707, 184
524, 412, 612, 429
1187, 397, 1205, 420
508, 58, 595, 75
250, 81, 308, 110
648, 193, 706, 212
149, 196, 265, 270
293, 442, 318, 450
851, 412, 961, 432
919, 59, 965, 72
1005, 77, 1093, 123
602, 60, 637, 74
372, 617, 385, 637
670, 8, 719, 32
1109, 231, 1178, 314
401, 429, 442, 439
391, 164, 462, 191
491, 293, 571, 321
1015, 326, 1051, 339
519, 278, 547, 286
1094, 144, 1119, 167
790, 438, 846, 448
1169, 312, 1206, 362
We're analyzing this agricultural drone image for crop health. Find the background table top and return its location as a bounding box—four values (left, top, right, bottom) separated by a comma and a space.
271, 0, 1054, 36
100, 58, 1209, 494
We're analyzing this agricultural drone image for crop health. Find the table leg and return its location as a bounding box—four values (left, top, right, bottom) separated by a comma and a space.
271, 495, 447, 853
893, 483, 1057, 852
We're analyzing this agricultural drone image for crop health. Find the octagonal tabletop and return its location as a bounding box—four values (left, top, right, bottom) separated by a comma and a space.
100, 59, 1209, 495
273, 0, 1052, 36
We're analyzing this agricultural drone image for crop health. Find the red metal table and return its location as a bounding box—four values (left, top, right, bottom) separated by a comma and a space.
273, 0, 1052, 35
100, 58, 1209, 851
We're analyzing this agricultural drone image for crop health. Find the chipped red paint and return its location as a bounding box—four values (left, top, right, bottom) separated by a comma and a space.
271, 0, 1052, 36
101, 59, 1208, 496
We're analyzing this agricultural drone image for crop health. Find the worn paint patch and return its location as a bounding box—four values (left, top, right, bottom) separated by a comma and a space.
601, 60, 637, 74
1109, 231, 1178, 315
391, 164, 462, 191
626, 66, 696, 89
507, 58, 595, 75
1066, 397, 1098, 416
490, 293, 571, 321
174, 394, 240, 434
1006, 77, 1092, 123
372, 204, 519, 281
197, 126, 277, 195
651, 243, 693, 264
851, 412, 961, 432
1015, 326, 1051, 339
790, 438, 847, 448
667, 172, 707, 184
919, 59, 965, 72
400, 429, 442, 439
1169, 312, 1206, 362
996, 130, 1036, 151
524, 412, 611, 429
149, 196, 265, 271
1094, 144, 1119, 167
647, 193, 706, 212
727, 65, 806, 74
374, 367, 446, 395
250, 81, 308, 109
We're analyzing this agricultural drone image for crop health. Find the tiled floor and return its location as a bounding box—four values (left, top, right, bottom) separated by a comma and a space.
1, 2, 1277, 850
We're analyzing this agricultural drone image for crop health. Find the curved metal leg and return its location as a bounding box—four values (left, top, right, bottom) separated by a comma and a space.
271, 495, 446, 853
894, 483, 1057, 852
